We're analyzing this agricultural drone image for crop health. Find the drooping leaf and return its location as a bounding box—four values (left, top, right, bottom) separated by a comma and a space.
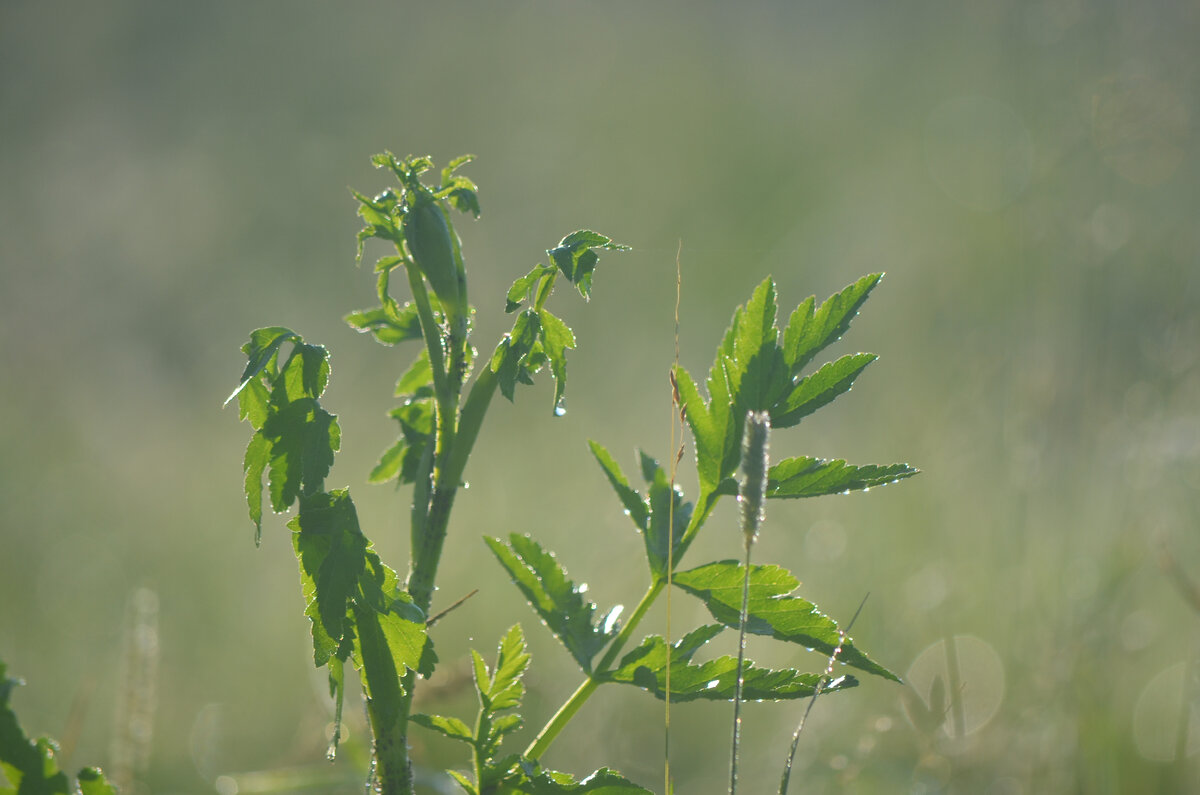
537, 308, 575, 415
782, 272, 882, 377
225, 326, 298, 406
485, 535, 620, 672
673, 561, 899, 681
767, 457, 918, 499
492, 310, 542, 401
603, 625, 857, 702
547, 231, 630, 300
243, 431, 269, 543
290, 490, 369, 666
409, 713, 475, 744
770, 352, 876, 429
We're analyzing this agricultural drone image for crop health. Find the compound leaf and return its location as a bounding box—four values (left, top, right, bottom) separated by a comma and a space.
290, 490, 368, 667
768, 457, 919, 499
783, 272, 882, 376
547, 231, 629, 300
673, 561, 898, 681
485, 535, 619, 672
771, 353, 876, 428
603, 625, 857, 701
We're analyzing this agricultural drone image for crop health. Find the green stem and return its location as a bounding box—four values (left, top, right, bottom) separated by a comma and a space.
524, 579, 664, 760
404, 261, 454, 425
524, 489, 731, 762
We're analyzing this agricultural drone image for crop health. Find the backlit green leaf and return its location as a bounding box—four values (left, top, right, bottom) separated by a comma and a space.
505, 264, 555, 313
603, 626, 857, 701
344, 304, 423, 346
768, 457, 918, 499
782, 272, 882, 376
547, 231, 629, 300
538, 309, 575, 415
290, 490, 368, 666
226, 326, 298, 406
485, 535, 620, 672
588, 441, 648, 530
771, 352, 876, 428
410, 713, 474, 744
497, 764, 653, 794
673, 561, 899, 681
76, 768, 116, 795
487, 624, 531, 711
261, 399, 340, 513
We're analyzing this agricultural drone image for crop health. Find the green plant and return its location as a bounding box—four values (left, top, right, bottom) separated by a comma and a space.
227, 152, 916, 794
1, 659, 117, 795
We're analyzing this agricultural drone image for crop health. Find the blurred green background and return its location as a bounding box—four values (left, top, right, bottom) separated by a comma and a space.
3, 1, 1199, 793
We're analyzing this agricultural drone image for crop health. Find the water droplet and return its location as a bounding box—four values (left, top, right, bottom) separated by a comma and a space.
706, 679, 720, 690
554, 401, 567, 417
461, 481, 470, 490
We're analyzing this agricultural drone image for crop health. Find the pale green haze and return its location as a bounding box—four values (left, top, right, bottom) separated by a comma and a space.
2, 2, 1198, 792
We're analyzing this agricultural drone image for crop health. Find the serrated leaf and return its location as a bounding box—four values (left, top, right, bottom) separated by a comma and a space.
603, 626, 857, 702
488, 624, 531, 711
771, 352, 876, 428
493, 310, 541, 401
673, 561, 898, 681
505, 264, 555, 313
538, 309, 575, 415
768, 457, 918, 499
783, 272, 882, 376
588, 441, 648, 530
261, 399, 340, 513
243, 431, 269, 543
726, 278, 790, 413
279, 342, 331, 402
485, 535, 619, 672
410, 713, 475, 744
638, 451, 692, 578
673, 366, 723, 496
236, 376, 271, 429
345, 304, 423, 346
547, 230, 629, 300
290, 490, 368, 666
226, 327, 299, 406
361, 554, 437, 679
441, 153, 476, 183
